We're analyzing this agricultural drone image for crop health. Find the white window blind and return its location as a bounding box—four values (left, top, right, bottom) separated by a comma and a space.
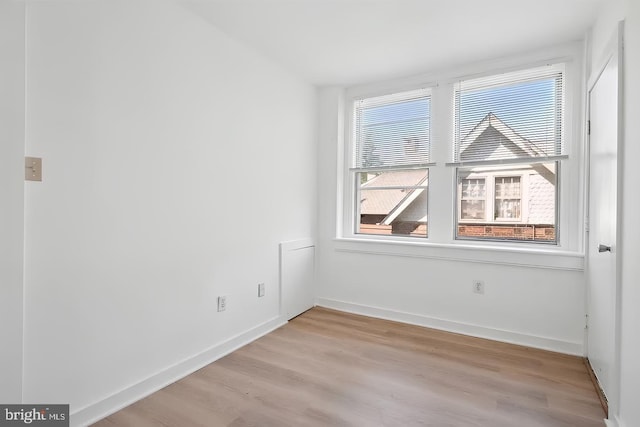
453, 65, 564, 165
354, 89, 431, 171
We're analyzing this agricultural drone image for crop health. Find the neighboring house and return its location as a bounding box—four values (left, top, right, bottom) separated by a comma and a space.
359, 113, 556, 240
359, 169, 428, 236
456, 113, 556, 240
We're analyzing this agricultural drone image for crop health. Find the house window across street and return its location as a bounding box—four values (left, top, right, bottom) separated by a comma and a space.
494, 176, 521, 220
456, 163, 557, 241
460, 178, 486, 220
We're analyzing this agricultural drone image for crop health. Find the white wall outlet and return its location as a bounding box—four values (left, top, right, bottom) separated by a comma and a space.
258, 282, 265, 297
473, 280, 485, 294
217, 295, 227, 312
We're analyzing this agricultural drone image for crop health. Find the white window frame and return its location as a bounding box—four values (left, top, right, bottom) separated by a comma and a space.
458, 177, 487, 222
348, 87, 434, 239
493, 175, 522, 222
450, 62, 565, 244
458, 172, 528, 225
338, 43, 585, 265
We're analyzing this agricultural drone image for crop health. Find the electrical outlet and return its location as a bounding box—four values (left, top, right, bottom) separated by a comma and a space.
473, 280, 485, 294
258, 282, 265, 297
217, 295, 227, 312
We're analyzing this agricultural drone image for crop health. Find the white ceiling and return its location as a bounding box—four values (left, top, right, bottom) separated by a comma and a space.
182, 0, 604, 86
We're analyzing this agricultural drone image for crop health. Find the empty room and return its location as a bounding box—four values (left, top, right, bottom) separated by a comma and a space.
1, 0, 639, 426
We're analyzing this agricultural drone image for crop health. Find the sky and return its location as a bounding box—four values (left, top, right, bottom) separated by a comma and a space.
457, 77, 561, 152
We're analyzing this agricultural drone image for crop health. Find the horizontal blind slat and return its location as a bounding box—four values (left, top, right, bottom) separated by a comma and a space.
355, 89, 431, 169
454, 64, 564, 163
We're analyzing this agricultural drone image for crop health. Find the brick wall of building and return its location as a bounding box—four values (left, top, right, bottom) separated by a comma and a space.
359, 221, 555, 241
458, 224, 555, 241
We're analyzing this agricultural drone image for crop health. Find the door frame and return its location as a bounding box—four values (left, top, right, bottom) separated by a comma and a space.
585, 20, 624, 422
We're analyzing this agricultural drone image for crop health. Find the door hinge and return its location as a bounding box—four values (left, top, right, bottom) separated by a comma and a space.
587, 120, 591, 136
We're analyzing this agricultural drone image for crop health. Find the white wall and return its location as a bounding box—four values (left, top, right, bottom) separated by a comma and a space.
15, 0, 638, 425
618, 4, 640, 423
0, 0, 25, 403
589, 2, 640, 426
22, 0, 316, 422
589, 0, 626, 75
316, 77, 587, 354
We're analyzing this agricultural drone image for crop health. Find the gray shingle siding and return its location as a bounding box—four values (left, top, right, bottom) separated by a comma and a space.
527, 173, 555, 224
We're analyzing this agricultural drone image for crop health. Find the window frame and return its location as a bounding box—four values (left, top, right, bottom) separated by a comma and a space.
451, 62, 565, 244
454, 162, 559, 243
459, 177, 487, 222
349, 88, 434, 240
493, 176, 522, 222
339, 45, 584, 256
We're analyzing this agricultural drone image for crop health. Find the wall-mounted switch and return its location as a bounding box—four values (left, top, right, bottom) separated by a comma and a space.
258, 283, 265, 297
25, 157, 42, 182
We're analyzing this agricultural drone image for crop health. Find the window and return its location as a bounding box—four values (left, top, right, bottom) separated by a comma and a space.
344, 61, 573, 247
352, 89, 431, 238
456, 164, 557, 241
494, 177, 521, 220
453, 65, 564, 243
460, 178, 486, 220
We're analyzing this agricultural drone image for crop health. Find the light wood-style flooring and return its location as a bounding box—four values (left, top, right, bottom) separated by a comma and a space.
94, 307, 605, 427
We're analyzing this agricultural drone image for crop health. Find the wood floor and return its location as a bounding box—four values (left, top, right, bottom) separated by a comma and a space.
93, 307, 605, 427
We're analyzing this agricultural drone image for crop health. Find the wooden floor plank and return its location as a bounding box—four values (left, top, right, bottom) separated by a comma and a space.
93, 307, 605, 427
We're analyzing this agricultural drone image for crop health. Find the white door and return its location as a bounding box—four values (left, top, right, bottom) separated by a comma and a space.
280, 239, 315, 320
586, 32, 621, 406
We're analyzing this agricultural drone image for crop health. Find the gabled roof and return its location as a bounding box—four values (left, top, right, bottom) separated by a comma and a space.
360, 170, 427, 224
459, 113, 547, 160
381, 187, 426, 225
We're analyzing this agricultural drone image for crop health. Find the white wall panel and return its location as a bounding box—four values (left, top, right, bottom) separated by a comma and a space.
22, 0, 316, 420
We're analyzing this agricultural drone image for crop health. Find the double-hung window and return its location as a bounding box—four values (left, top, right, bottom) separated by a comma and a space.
494, 176, 521, 220
345, 62, 570, 246
460, 178, 486, 220
352, 89, 431, 238
453, 65, 565, 243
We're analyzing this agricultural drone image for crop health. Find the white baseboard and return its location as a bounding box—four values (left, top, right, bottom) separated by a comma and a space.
316, 298, 583, 356
604, 416, 620, 427
71, 316, 286, 427
607, 414, 627, 427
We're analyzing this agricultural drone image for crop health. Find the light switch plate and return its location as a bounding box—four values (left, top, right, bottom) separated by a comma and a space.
25, 157, 42, 181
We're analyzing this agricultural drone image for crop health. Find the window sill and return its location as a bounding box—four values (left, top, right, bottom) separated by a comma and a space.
332, 237, 584, 271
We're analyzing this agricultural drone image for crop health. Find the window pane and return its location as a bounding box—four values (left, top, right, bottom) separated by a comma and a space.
495, 199, 521, 219
495, 176, 521, 198
462, 178, 485, 198
460, 178, 486, 220
461, 200, 486, 220
358, 169, 428, 237
454, 65, 564, 163
457, 163, 556, 242
495, 177, 521, 219
356, 90, 431, 168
